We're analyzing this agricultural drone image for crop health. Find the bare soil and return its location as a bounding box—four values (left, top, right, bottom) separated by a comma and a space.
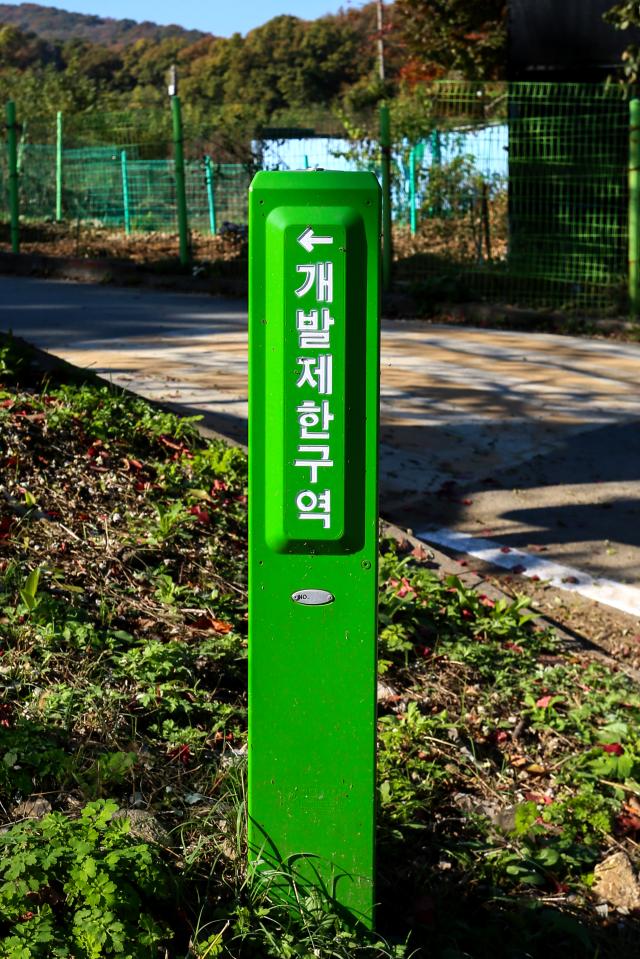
387, 524, 640, 679
495, 571, 640, 672
0, 220, 247, 268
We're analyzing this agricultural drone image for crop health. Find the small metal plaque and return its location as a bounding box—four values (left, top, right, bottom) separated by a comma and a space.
291, 589, 335, 606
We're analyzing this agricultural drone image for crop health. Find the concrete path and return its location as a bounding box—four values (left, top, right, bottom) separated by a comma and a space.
2, 275, 640, 595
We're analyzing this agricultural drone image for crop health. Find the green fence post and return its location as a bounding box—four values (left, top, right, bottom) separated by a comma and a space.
248, 169, 381, 926
56, 111, 63, 221
204, 154, 216, 235
120, 149, 131, 235
429, 128, 442, 218
431, 128, 441, 164
6, 100, 19, 254
630, 99, 640, 319
171, 94, 190, 266
409, 144, 417, 235
380, 102, 392, 291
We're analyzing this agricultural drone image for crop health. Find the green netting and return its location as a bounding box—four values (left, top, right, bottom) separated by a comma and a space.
185, 161, 252, 232
1, 83, 637, 314
395, 82, 630, 313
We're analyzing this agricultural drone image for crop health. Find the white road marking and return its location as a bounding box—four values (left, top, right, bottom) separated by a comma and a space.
416, 527, 640, 619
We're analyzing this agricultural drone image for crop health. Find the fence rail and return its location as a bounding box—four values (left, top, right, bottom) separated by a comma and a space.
2, 83, 637, 316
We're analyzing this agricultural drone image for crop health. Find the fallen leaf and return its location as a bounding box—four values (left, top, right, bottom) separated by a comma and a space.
616, 813, 640, 835
168, 744, 191, 766
189, 505, 211, 524
504, 641, 524, 653
526, 763, 547, 775
525, 792, 553, 805
535, 695, 558, 709
191, 614, 233, 634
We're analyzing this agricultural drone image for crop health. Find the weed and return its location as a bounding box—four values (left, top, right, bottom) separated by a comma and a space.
0, 800, 173, 957
3, 341, 640, 956
0, 334, 32, 382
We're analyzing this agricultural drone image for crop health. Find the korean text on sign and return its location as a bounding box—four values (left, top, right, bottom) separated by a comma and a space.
293, 239, 336, 530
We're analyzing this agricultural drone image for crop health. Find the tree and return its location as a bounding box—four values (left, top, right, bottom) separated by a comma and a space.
0, 2, 393, 122
394, 0, 507, 81
604, 0, 640, 83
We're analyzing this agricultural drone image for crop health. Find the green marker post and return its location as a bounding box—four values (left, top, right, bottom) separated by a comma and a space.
248, 170, 381, 926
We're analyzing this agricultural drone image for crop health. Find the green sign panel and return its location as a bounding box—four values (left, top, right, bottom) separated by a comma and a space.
248, 170, 381, 925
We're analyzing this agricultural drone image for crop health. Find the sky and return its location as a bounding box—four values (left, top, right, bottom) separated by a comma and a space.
5, 0, 366, 35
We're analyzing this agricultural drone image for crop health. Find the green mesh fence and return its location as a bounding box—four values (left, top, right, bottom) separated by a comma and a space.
1, 84, 636, 314
395, 82, 631, 313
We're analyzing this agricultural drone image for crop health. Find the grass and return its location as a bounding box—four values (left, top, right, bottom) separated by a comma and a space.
1, 332, 640, 957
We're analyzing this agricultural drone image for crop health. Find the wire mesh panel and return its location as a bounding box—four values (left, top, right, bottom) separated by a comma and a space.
126, 159, 177, 232
394, 82, 630, 313
1, 86, 636, 313
185, 161, 254, 230
64, 148, 134, 226
506, 83, 628, 311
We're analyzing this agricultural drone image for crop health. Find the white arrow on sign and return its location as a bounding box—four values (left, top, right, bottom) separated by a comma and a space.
297, 227, 334, 253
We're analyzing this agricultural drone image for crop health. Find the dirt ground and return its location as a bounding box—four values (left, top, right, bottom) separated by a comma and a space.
467, 560, 640, 674
0, 220, 248, 267
387, 520, 640, 680
1, 213, 507, 274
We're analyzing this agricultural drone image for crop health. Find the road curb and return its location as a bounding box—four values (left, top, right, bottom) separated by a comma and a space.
0, 250, 247, 298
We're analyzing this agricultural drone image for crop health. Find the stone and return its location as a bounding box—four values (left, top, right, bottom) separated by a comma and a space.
377, 680, 399, 703
593, 852, 640, 911
11, 797, 52, 821
111, 808, 171, 846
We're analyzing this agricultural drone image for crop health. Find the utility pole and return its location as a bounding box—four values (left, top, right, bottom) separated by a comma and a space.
377, 0, 392, 290
377, 0, 385, 82
168, 64, 190, 267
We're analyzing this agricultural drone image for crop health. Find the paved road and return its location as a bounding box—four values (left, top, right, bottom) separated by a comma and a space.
2, 275, 640, 592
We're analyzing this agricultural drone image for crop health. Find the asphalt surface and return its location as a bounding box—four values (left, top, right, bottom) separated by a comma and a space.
2, 274, 640, 588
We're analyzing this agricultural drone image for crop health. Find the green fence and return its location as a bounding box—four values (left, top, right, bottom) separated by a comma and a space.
5, 110, 254, 234
390, 83, 632, 314
1, 83, 637, 315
